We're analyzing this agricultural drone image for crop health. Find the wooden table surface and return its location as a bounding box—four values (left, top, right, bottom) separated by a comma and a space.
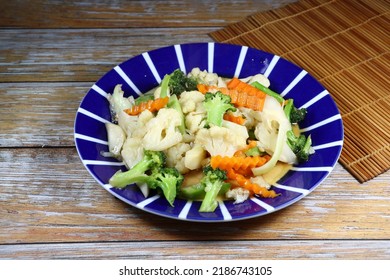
1, 0, 389, 260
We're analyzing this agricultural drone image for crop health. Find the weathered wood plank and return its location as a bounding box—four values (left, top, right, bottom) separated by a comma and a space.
1, 240, 389, 259
0, 28, 214, 83
1, 0, 296, 28
1, 148, 389, 244
0, 83, 89, 147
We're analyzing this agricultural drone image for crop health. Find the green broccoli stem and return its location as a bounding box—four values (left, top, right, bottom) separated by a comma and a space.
180, 183, 205, 200
206, 106, 225, 127
167, 94, 186, 134
251, 81, 285, 103
180, 182, 230, 200
159, 74, 171, 98
283, 99, 294, 123
109, 163, 152, 188
199, 181, 225, 212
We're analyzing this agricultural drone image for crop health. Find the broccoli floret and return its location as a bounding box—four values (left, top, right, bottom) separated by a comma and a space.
203, 91, 236, 127
286, 130, 313, 163
284, 99, 307, 124
296, 134, 313, 163
149, 167, 184, 206
290, 106, 307, 124
109, 150, 183, 206
168, 69, 198, 96
199, 165, 229, 212
109, 150, 166, 188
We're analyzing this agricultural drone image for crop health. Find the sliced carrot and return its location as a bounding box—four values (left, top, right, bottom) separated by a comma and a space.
227, 77, 266, 99
197, 82, 265, 111
124, 96, 169, 116
210, 155, 268, 172
226, 168, 279, 198
223, 112, 245, 125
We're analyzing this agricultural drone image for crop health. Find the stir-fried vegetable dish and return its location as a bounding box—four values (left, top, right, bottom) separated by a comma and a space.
105, 68, 315, 212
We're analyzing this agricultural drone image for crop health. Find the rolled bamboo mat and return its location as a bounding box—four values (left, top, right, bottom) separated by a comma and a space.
210, 0, 390, 183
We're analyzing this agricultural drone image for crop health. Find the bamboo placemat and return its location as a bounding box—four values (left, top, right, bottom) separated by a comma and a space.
210, 0, 390, 183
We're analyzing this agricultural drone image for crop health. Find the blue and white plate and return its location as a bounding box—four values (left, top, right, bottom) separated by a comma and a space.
74, 42, 343, 222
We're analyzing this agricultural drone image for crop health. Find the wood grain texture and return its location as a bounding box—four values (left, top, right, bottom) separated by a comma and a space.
0, 28, 214, 83
1, 240, 390, 260
1, 148, 389, 244
1, 0, 297, 28
0, 83, 88, 147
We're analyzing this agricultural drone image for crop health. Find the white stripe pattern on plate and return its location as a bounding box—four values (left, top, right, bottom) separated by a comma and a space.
137, 194, 161, 209
83, 160, 125, 166
234, 46, 248, 78
280, 70, 307, 97
218, 201, 232, 221
78, 107, 109, 124
300, 90, 329, 109
313, 140, 343, 150
178, 201, 192, 220
273, 183, 310, 195
91, 84, 109, 99
263, 55, 279, 77
291, 166, 333, 172
250, 197, 275, 212
208, 42, 214, 73
300, 114, 342, 133
103, 184, 113, 191
74, 133, 108, 145
174, 44, 186, 73
114, 65, 142, 95
142, 52, 161, 84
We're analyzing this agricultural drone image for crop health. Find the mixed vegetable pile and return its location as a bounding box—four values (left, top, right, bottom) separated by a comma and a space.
105, 68, 314, 212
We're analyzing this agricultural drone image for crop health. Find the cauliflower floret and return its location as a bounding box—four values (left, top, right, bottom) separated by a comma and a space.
132, 110, 154, 139
184, 144, 207, 170
117, 110, 138, 137
226, 188, 250, 204
121, 137, 144, 169
239, 107, 262, 129
185, 111, 206, 135
217, 77, 227, 88
195, 126, 247, 157
179, 90, 205, 114
117, 107, 154, 138
188, 67, 219, 86
222, 120, 249, 140
166, 142, 191, 174
143, 108, 183, 151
